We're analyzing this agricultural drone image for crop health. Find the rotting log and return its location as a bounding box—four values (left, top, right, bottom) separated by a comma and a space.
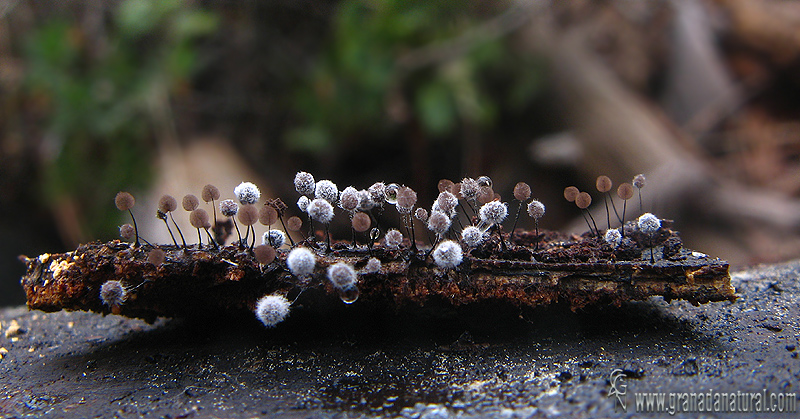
20, 225, 736, 324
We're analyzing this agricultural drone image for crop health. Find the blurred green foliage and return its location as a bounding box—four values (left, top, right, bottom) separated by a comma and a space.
24, 0, 217, 239
289, 0, 543, 153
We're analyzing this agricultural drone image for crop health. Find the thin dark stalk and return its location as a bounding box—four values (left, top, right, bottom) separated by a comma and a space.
458, 203, 473, 225
638, 190, 643, 215
621, 200, 627, 238
196, 228, 202, 248
510, 201, 522, 242
496, 225, 508, 252
204, 228, 219, 249
249, 226, 256, 251
580, 212, 595, 236
608, 192, 622, 224
161, 219, 178, 247
127, 209, 140, 247
325, 224, 331, 253
602, 195, 611, 230
586, 211, 599, 237
534, 220, 540, 250
278, 215, 296, 247
169, 213, 187, 249
232, 217, 243, 248
211, 199, 217, 226
409, 215, 418, 252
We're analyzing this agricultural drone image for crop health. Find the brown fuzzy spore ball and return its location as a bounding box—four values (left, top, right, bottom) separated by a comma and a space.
438, 179, 454, 193
513, 182, 531, 201
158, 195, 178, 213
183, 194, 199, 211
564, 186, 579, 202
596, 176, 612, 193
201, 184, 220, 203
115, 192, 135, 211
259, 205, 278, 226
287, 216, 303, 232
254, 245, 277, 265
575, 192, 592, 209
352, 212, 371, 233
238, 204, 258, 226
617, 183, 634, 200
190, 209, 210, 229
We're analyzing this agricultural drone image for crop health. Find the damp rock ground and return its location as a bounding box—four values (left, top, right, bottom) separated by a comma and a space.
1, 262, 799, 418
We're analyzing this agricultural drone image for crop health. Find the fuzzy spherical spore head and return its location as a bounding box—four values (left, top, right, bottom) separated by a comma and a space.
259, 205, 278, 226
286, 247, 316, 277
604, 228, 622, 247
633, 174, 646, 190
527, 200, 545, 220
148, 248, 166, 266
596, 176, 613, 193
327, 262, 357, 290
307, 198, 334, 224
234, 182, 261, 205
158, 195, 177, 213
460, 178, 479, 201
479, 201, 508, 225
396, 186, 417, 212
368, 182, 386, 204
294, 172, 316, 196
119, 224, 135, 241
190, 208, 210, 229
637, 213, 661, 234
115, 192, 135, 211
100, 280, 127, 307
415, 207, 428, 222
617, 183, 634, 200
339, 186, 360, 212
202, 184, 220, 203
352, 212, 371, 233
262, 229, 286, 248
315, 180, 339, 204
427, 210, 451, 235
255, 294, 290, 328
436, 191, 458, 213
287, 216, 303, 231
438, 179, 454, 193
514, 182, 531, 201
220, 199, 239, 217
575, 192, 592, 209
564, 186, 579, 202
297, 196, 310, 213
461, 226, 486, 248
238, 204, 258, 226
357, 189, 375, 211
183, 194, 199, 211
254, 244, 276, 265
433, 240, 463, 269
384, 229, 403, 249
363, 257, 381, 274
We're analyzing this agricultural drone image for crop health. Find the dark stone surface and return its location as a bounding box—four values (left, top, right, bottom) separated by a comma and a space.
1, 262, 799, 418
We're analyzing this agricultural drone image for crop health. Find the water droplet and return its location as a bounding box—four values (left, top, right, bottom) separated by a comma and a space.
338, 285, 359, 304
477, 176, 492, 189
370, 227, 381, 241
385, 183, 399, 205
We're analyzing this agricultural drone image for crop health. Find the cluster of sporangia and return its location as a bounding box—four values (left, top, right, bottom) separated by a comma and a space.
105, 172, 659, 328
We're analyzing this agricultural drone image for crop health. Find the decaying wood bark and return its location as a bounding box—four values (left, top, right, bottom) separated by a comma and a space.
20, 226, 736, 323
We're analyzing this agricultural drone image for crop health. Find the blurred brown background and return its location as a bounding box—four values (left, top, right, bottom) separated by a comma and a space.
3, 0, 800, 306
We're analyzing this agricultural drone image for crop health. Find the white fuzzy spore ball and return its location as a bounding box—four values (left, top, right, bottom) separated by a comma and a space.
220, 199, 239, 217
297, 196, 310, 213
384, 229, 403, 249
527, 200, 545, 220
234, 182, 261, 205
327, 262, 357, 290
307, 198, 334, 224
363, 257, 381, 274
433, 240, 463, 269
637, 213, 661, 234
604, 228, 622, 248
286, 247, 316, 277
427, 210, 451, 235
255, 294, 291, 328
461, 226, 486, 248
315, 180, 339, 204
339, 186, 360, 212
100, 280, 127, 307
479, 201, 508, 225
294, 171, 316, 196
263, 229, 286, 248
